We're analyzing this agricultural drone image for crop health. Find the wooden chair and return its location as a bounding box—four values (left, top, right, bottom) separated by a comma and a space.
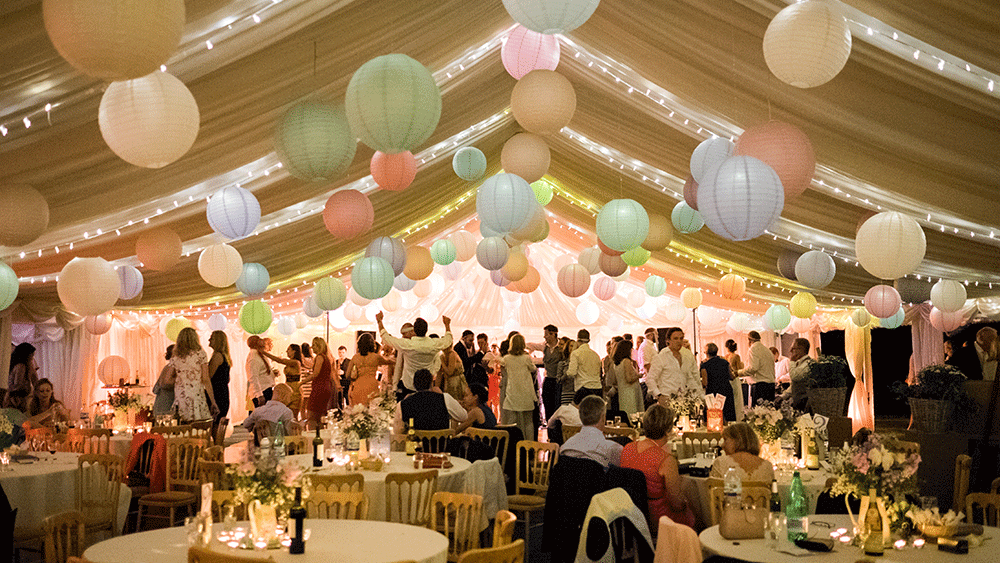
385, 470, 438, 527
465, 428, 509, 465
390, 433, 407, 452
305, 473, 364, 493
431, 492, 483, 561
954, 454, 972, 512
43, 511, 85, 563
304, 491, 368, 520
965, 493, 1000, 527
188, 545, 275, 563
561, 425, 581, 442
507, 441, 558, 552
151, 425, 193, 437
209, 490, 247, 522
680, 431, 722, 458
991, 477, 1000, 494
492, 509, 516, 547
214, 417, 229, 447
76, 454, 124, 536
414, 429, 453, 454
201, 445, 224, 462
603, 426, 639, 441
24, 426, 55, 449
456, 538, 524, 563
708, 485, 770, 527
284, 435, 309, 456
136, 438, 207, 530
66, 429, 111, 454
189, 420, 213, 441
197, 459, 228, 489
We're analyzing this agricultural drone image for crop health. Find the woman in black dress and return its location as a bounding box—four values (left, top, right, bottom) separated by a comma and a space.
700, 342, 736, 422
208, 330, 231, 429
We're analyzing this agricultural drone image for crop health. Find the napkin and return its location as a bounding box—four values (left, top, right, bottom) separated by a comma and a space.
704, 394, 726, 410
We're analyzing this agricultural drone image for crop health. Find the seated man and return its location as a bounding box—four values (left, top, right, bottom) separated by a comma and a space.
397, 368, 467, 431
242, 383, 296, 438
559, 395, 623, 468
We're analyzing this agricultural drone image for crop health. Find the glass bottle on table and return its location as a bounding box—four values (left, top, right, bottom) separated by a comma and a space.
405, 418, 418, 456
273, 421, 285, 459
288, 487, 306, 554
312, 427, 324, 467
786, 471, 809, 542
723, 467, 742, 509
766, 478, 783, 548
805, 428, 820, 470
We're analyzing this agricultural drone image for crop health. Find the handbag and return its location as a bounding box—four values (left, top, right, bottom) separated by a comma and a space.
719, 501, 766, 539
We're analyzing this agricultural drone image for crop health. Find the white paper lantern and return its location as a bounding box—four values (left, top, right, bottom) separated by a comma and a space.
855, 212, 926, 280
449, 231, 477, 262
638, 300, 658, 320
393, 274, 417, 292
274, 101, 357, 182
794, 250, 836, 289
314, 277, 347, 311
850, 309, 871, 328
329, 309, 350, 330
763, 0, 852, 89
576, 301, 600, 325
628, 289, 646, 309
381, 290, 401, 312
97, 355, 130, 386
477, 174, 536, 234
865, 285, 901, 319
671, 201, 704, 234
502, 0, 601, 34
788, 316, 814, 334
295, 314, 309, 329
207, 186, 261, 240
557, 264, 590, 298
476, 237, 510, 271
276, 316, 297, 336
236, 263, 270, 296
930, 280, 967, 313
879, 307, 905, 330
763, 304, 792, 331
208, 313, 228, 331
665, 303, 688, 323
577, 247, 601, 275
607, 313, 624, 332
442, 262, 463, 281
929, 307, 963, 332
645, 275, 666, 298
729, 313, 751, 333
348, 287, 371, 307
302, 294, 324, 318
198, 244, 242, 288
452, 147, 487, 181
99, 72, 199, 168
690, 137, 735, 184
117, 265, 143, 300
57, 257, 120, 316
0, 185, 50, 247
352, 257, 394, 300
699, 307, 724, 328
591, 277, 616, 301
364, 236, 407, 277
680, 287, 703, 309
343, 302, 363, 322
596, 199, 649, 252
419, 304, 440, 322
85, 313, 113, 335
431, 239, 457, 266
699, 156, 784, 242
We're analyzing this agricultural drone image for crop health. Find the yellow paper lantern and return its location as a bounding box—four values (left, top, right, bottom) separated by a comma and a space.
763, 0, 852, 89
510, 70, 576, 135
198, 243, 243, 288
314, 277, 347, 311
789, 291, 817, 319
681, 287, 703, 309
57, 257, 120, 316
718, 274, 746, 300
0, 185, 50, 247
501, 133, 550, 183
403, 246, 434, 281
501, 252, 529, 282
164, 317, 192, 341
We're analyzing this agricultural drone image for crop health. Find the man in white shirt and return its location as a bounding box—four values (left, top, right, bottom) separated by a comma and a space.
646, 327, 701, 402
740, 331, 776, 406
567, 329, 603, 396
377, 312, 453, 400
560, 395, 622, 468
773, 347, 791, 388
390, 322, 415, 398
245, 335, 275, 408
640, 327, 658, 374
778, 338, 814, 410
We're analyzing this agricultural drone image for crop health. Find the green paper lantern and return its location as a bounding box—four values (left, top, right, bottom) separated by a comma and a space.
0, 263, 18, 311
645, 275, 666, 298
763, 304, 792, 331
622, 247, 651, 267
314, 276, 347, 311
430, 239, 457, 266
596, 199, 649, 252
879, 307, 905, 329
531, 180, 553, 205
453, 147, 487, 181
671, 201, 704, 234
240, 300, 272, 335
345, 54, 441, 153
352, 257, 394, 300
274, 101, 357, 182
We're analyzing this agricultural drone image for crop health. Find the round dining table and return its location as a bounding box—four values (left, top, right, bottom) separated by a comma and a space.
84, 519, 448, 563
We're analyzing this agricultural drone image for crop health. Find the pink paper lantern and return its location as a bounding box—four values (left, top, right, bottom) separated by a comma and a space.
929, 307, 964, 333
501, 133, 550, 184
324, 189, 373, 239
370, 151, 417, 192
735, 121, 815, 199
85, 313, 113, 335
592, 277, 617, 301
683, 175, 699, 211
557, 263, 590, 298
502, 25, 561, 79
865, 284, 902, 319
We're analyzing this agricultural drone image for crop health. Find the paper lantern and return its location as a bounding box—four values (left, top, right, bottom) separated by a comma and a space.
453, 147, 487, 181
449, 231, 477, 262
99, 72, 199, 168
345, 54, 441, 153
441, 262, 461, 281
234, 263, 269, 297
502, 252, 530, 282
43, 0, 184, 80
206, 186, 260, 240
135, 227, 182, 271
512, 266, 541, 293
856, 210, 877, 234
776, 248, 801, 280
788, 316, 813, 334
364, 237, 406, 277
681, 287, 703, 309
371, 151, 417, 192
381, 290, 401, 312
894, 278, 932, 304
0, 185, 50, 247
628, 289, 646, 309
402, 246, 433, 281
690, 137, 735, 185
97, 355, 130, 386
850, 309, 871, 328
531, 181, 554, 207
348, 286, 371, 307
476, 237, 510, 271
480, 223, 502, 238
502, 0, 600, 34
477, 173, 535, 234
510, 70, 576, 135
198, 244, 242, 288
490, 270, 512, 287
612, 268, 630, 282
763, 0, 852, 88
635, 214, 671, 253
763, 304, 791, 331
794, 250, 836, 289
85, 313, 113, 335
501, 133, 550, 184
502, 24, 560, 80
592, 277, 617, 301
929, 307, 963, 333
352, 257, 394, 300
682, 176, 700, 211
512, 203, 546, 241
864, 285, 901, 319
57, 257, 120, 316
576, 301, 600, 325
550, 255, 572, 273
637, 300, 658, 320
430, 239, 457, 266
329, 309, 351, 329
622, 247, 650, 267
117, 265, 143, 300
699, 307, 723, 328
607, 313, 624, 332
208, 313, 228, 331
879, 307, 905, 330
314, 277, 347, 311
930, 280, 967, 313
729, 313, 751, 333
598, 253, 627, 277
789, 291, 818, 318
0, 263, 18, 311
295, 314, 309, 329
665, 302, 687, 323
323, 190, 373, 240
276, 317, 297, 336
393, 274, 417, 292
413, 278, 433, 299
557, 263, 590, 298
597, 239, 623, 257
855, 212, 926, 280
718, 274, 746, 300
735, 121, 815, 199
164, 317, 191, 341
273, 101, 356, 182
302, 295, 324, 318
671, 202, 703, 234
645, 275, 666, 298
596, 199, 650, 252
240, 300, 272, 335
699, 156, 784, 241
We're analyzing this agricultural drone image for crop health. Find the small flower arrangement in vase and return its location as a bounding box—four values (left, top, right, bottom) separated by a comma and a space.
666, 389, 703, 430
107, 389, 144, 430
342, 399, 393, 459
227, 455, 303, 547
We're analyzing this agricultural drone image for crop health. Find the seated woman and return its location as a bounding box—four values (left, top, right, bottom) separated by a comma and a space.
455, 384, 497, 434
24, 378, 70, 429
620, 404, 695, 529
710, 422, 775, 483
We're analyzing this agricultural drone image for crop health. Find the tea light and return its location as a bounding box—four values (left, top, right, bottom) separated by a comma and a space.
836, 528, 848, 536
838, 535, 852, 544
227, 541, 240, 548
894, 539, 907, 550
255, 540, 267, 549
830, 530, 842, 538
281, 538, 291, 547
913, 538, 926, 548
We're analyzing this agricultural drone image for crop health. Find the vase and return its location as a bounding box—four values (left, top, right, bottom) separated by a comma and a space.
248, 500, 278, 546
113, 410, 128, 431
847, 488, 890, 549
358, 438, 369, 460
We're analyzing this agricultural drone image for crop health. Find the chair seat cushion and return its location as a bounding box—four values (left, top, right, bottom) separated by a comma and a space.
507, 495, 546, 510
139, 491, 196, 506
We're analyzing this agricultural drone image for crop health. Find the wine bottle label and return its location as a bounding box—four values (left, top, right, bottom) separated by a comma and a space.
316, 444, 324, 460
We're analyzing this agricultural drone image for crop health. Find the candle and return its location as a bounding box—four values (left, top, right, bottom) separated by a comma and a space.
894, 539, 907, 550
913, 538, 926, 548
838, 536, 852, 544
227, 541, 239, 548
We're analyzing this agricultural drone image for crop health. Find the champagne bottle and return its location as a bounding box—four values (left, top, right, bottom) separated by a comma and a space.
288, 487, 305, 554
312, 427, 324, 468
405, 418, 418, 456
805, 428, 820, 470
786, 471, 809, 542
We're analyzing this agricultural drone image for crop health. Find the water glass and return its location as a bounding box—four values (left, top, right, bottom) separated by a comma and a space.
614, 416, 622, 426
920, 496, 938, 510
185, 516, 200, 546
769, 513, 788, 550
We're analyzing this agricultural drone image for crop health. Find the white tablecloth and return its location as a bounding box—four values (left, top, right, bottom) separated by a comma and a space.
700, 514, 998, 563
109, 433, 134, 459
681, 469, 830, 530
0, 452, 131, 535
85, 520, 448, 563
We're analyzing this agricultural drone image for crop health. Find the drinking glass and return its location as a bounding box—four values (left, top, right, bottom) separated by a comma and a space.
766, 513, 786, 550
920, 496, 938, 510
613, 416, 621, 427
185, 516, 199, 546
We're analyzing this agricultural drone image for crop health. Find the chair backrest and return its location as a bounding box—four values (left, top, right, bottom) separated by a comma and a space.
66, 428, 111, 455
306, 473, 364, 493
384, 470, 438, 527
561, 425, 582, 442
492, 509, 516, 547
514, 441, 559, 496
954, 454, 972, 512
189, 420, 213, 441
133, 437, 157, 477
214, 418, 229, 447
76, 454, 124, 533
680, 431, 722, 457
284, 436, 309, 456
414, 429, 453, 454
432, 492, 483, 562
188, 545, 275, 563
43, 510, 85, 563
992, 477, 1000, 495
708, 485, 770, 527
152, 425, 193, 437
197, 459, 229, 489
390, 433, 407, 452
456, 538, 524, 563
465, 428, 509, 465
965, 492, 1000, 527
603, 426, 638, 441
304, 491, 368, 520
25, 427, 55, 449
166, 438, 208, 493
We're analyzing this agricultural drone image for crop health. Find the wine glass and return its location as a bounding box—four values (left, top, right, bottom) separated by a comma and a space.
47, 439, 58, 461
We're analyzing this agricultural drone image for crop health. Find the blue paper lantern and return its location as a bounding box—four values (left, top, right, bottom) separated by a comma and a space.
476, 173, 535, 234
698, 155, 784, 242
206, 186, 261, 240
645, 275, 666, 298
671, 201, 703, 234
879, 307, 905, 329
235, 263, 269, 296
452, 147, 487, 181
352, 257, 394, 300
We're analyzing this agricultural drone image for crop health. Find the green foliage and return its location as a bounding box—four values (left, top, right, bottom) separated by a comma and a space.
806, 355, 849, 389
891, 364, 969, 402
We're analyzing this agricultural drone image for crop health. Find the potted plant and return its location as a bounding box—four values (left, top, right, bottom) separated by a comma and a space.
805, 355, 849, 418
892, 364, 974, 433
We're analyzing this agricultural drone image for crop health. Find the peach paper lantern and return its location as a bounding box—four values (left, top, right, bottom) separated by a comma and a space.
501, 133, 550, 183
136, 227, 182, 271
718, 274, 746, 300
735, 121, 815, 199
371, 151, 417, 192
789, 291, 817, 319
97, 356, 130, 386
57, 257, 120, 316
0, 185, 49, 247
510, 70, 577, 136
929, 307, 963, 333
598, 253, 627, 277
413, 279, 433, 299
680, 287, 703, 309
763, 0, 852, 89
502, 25, 560, 79
930, 280, 967, 313
512, 266, 541, 293
855, 212, 926, 280
592, 277, 617, 301
557, 264, 590, 298
449, 231, 477, 262
578, 247, 601, 274
381, 290, 401, 312
198, 243, 243, 288
502, 252, 529, 282
324, 189, 373, 239
864, 285, 901, 319
85, 313, 113, 335
403, 246, 434, 281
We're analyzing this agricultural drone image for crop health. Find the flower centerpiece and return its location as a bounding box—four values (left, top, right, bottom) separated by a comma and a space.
666, 388, 703, 429
744, 401, 801, 462
342, 396, 393, 460
228, 454, 302, 518
0, 410, 15, 450
107, 389, 144, 430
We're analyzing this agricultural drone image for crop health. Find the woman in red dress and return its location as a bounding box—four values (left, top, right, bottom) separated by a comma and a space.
303, 336, 335, 429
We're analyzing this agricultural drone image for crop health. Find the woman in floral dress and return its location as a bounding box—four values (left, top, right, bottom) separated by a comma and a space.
168, 327, 217, 421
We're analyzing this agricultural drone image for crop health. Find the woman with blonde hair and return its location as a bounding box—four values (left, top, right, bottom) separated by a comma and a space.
167, 327, 217, 421
710, 421, 775, 482
208, 331, 231, 426
302, 336, 335, 428
500, 333, 538, 440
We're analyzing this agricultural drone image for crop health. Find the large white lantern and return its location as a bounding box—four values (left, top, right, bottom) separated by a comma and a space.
99, 72, 199, 168
879, 307, 905, 330
198, 243, 242, 288
0, 185, 50, 247
855, 212, 926, 280
596, 199, 649, 252
698, 156, 784, 242
794, 250, 836, 289
665, 303, 687, 323
315, 277, 347, 311
671, 201, 704, 234
366, 236, 407, 277
207, 186, 260, 240
557, 264, 590, 298
117, 265, 143, 300
393, 274, 417, 292
502, 0, 601, 34
477, 174, 535, 234
930, 280, 967, 313
57, 257, 120, 316
273, 101, 356, 182
208, 313, 228, 331
352, 257, 394, 300
690, 137, 735, 184
236, 263, 270, 296
763, 0, 853, 89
